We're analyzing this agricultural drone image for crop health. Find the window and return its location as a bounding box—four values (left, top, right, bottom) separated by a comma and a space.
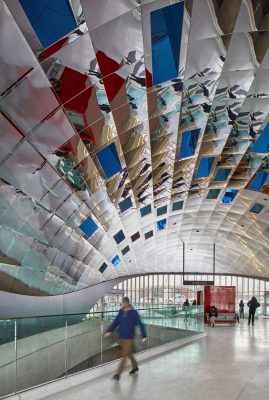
140, 204, 152, 217
131, 232, 140, 242
99, 262, 108, 274
248, 171, 268, 191
121, 245, 130, 256
112, 255, 121, 267
113, 230, 125, 244
119, 196, 133, 213
157, 205, 167, 216
145, 230, 154, 240
179, 129, 200, 159
249, 203, 264, 214
221, 189, 238, 204
151, 2, 184, 85
213, 168, 232, 182
172, 201, 183, 211
157, 219, 167, 231
96, 142, 122, 179
79, 217, 98, 237
207, 189, 221, 199
196, 157, 216, 179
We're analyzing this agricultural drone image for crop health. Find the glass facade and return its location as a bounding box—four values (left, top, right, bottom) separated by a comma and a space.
108, 274, 269, 316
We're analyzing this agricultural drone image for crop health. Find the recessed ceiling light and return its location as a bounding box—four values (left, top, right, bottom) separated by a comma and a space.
240, 224, 244, 227
196, 230, 200, 232
173, 222, 177, 225
264, 198, 268, 201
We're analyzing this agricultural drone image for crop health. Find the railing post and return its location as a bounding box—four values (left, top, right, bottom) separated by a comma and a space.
213, 242, 216, 277
65, 318, 68, 378
14, 319, 17, 394
100, 314, 103, 365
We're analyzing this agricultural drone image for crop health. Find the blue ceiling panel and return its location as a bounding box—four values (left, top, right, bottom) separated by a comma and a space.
79, 217, 98, 237
151, 1, 184, 85
96, 143, 122, 179
248, 171, 268, 191
179, 129, 200, 159
196, 157, 216, 179
19, 0, 77, 48
222, 189, 238, 204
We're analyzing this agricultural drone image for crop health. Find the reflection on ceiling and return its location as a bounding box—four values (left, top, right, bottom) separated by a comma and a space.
1, 0, 269, 295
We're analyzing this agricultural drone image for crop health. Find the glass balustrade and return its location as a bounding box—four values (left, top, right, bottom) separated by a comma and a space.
0, 306, 204, 398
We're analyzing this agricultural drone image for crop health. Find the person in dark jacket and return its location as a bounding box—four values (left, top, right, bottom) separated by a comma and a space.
247, 296, 260, 325
239, 300, 244, 319
183, 299, 190, 321
104, 297, 147, 380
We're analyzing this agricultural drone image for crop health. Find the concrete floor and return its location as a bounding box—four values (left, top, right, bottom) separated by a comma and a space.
43, 318, 269, 400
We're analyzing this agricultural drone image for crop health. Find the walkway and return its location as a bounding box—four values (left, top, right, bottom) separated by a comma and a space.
43, 318, 269, 400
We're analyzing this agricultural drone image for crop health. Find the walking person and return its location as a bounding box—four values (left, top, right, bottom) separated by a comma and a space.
104, 297, 147, 380
247, 296, 260, 325
239, 300, 244, 319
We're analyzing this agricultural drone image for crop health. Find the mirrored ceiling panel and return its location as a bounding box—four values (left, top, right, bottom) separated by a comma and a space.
1, 0, 269, 296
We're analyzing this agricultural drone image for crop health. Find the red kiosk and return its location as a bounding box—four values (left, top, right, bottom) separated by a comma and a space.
198, 285, 236, 324
183, 243, 236, 324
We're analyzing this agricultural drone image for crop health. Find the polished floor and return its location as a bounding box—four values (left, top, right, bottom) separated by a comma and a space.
44, 318, 269, 400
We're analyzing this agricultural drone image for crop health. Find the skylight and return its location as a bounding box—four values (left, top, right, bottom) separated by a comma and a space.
248, 171, 268, 191
196, 157, 216, 179
249, 203, 264, 214
140, 204, 152, 217
157, 205, 167, 216
213, 168, 232, 182
119, 196, 133, 213
96, 142, 122, 179
79, 217, 98, 237
121, 246, 130, 256
251, 122, 269, 153
113, 230, 125, 244
19, 0, 77, 48
99, 262, 108, 274
145, 230, 154, 240
207, 189, 221, 199
157, 219, 167, 231
151, 2, 184, 85
131, 232, 140, 242
222, 189, 238, 204
172, 201, 183, 211
179, 129, 200, 159
111, 255, 121, 267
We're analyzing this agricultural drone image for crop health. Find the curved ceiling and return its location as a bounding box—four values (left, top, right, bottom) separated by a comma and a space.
0, 0, 269, 296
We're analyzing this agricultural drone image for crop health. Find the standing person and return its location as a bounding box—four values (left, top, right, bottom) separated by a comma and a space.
192, 299, 197, 306
183, 299, 190, 307
104, 297, 147, 381
247, 296, 260, 326
183, 299, 190, 321
239, 300, 244, 319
